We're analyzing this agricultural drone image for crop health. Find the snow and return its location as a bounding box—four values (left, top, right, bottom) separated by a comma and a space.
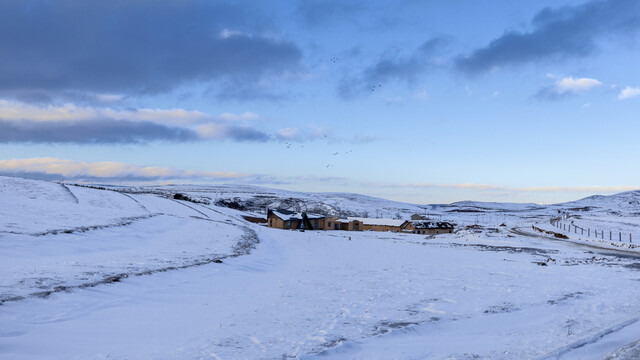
2, 176, 640, 359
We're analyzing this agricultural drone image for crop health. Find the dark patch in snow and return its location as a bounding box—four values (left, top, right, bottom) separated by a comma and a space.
450, 243, 559, 256
173, 193, 209, 205
566, 207, 593, 212
215, 199, 246, 210
484, 302, 517, 314
624, 263, 640, 270
319, 337, 347, 349
547, 292, 584, 305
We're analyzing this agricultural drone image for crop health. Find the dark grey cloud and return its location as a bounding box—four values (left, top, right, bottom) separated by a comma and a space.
339, 38, 448, 99
0, 1, 302, 99
0, 119, 197, 144
456, 0, 640, 74
0, 119, 272, 144
223, 126, 271, 142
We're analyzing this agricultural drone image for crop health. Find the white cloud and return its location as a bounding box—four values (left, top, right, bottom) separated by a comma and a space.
555, 76, 602, 94
618, 86, 640, 100
276, 127, 303, 141
219, 29, 243, 39
0, 158, 250, 180
217, 112, 259, 121
0, 100, 211, 126
0, 100, 276, 142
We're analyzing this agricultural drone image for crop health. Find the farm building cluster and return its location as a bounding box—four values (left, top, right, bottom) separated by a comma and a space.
266, 209, 454, 235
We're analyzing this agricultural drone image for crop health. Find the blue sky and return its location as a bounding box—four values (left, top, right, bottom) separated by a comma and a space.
1, 0, 639, 204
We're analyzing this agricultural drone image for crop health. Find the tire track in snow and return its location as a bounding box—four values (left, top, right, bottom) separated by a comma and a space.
31, 213, 161, 237
170, 199, 210, 218
119, 193, 149, 212
0, 224, 260, 305
57, 183, 79, 204
537, 317, 640, 360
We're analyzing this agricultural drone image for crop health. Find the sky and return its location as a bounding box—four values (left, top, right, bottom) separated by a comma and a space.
1, 0, 639, 205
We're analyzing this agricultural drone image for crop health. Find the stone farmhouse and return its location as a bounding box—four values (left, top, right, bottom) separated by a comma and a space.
267, 208, 454, 234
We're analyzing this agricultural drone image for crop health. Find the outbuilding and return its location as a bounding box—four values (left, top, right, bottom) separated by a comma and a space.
409, 221, 454, 235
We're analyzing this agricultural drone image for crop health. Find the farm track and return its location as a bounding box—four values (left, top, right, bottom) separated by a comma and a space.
0, 224, 259, 305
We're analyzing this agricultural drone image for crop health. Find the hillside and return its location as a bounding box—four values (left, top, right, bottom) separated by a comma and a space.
2, 176, 640, 359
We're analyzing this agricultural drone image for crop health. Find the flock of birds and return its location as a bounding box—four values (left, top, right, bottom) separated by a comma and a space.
278, 54, 383, 169
281, 141, 353, 169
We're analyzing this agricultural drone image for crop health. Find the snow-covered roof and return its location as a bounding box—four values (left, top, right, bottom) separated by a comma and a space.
270, 210, 303, 221
411, 221, 454, 229
347, 217, 407, 227
269, 210, 325, 221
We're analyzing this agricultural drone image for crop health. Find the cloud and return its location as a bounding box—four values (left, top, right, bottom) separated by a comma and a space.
618, 86, 640, 100
0, 1, 302, 100
0, 101, 347, 144
0, 119, 198, 144
380, 182, 639, 194
0, 158, 254, 182
555, 77, 602, 93
275, 126, 330, 142
339, 38, 448, 99
533, 76, 602, 100
0, 100, 276, 144
456, 0, 640, 74
195, 123, 270, 142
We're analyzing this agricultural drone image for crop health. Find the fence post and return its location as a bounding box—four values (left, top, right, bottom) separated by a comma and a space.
619, 232, 622, 242
588, 228, 590, 237
602, 231, 604, 240
581, 228, 584, 235
610, 231, 612, 241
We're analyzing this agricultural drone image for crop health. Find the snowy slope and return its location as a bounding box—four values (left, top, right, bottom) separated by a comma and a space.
2, 176, 640, 359
0, 176, 257, 301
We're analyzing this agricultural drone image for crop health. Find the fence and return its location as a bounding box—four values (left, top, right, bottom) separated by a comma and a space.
550, 218, 634, 243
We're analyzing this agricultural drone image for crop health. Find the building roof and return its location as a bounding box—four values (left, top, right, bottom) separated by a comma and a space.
347, 217, 408, 227
411, 221, 454, 229
268, 209, 325, 221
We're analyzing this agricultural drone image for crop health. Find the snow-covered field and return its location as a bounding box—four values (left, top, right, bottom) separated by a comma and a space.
2, 176, 640, 359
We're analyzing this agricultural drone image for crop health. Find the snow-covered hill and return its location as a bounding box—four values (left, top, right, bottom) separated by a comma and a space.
2, 176, 640, 359
0, 176, 258, 301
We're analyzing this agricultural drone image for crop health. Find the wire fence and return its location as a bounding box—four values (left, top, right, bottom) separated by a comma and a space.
550, 217, 634, 243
